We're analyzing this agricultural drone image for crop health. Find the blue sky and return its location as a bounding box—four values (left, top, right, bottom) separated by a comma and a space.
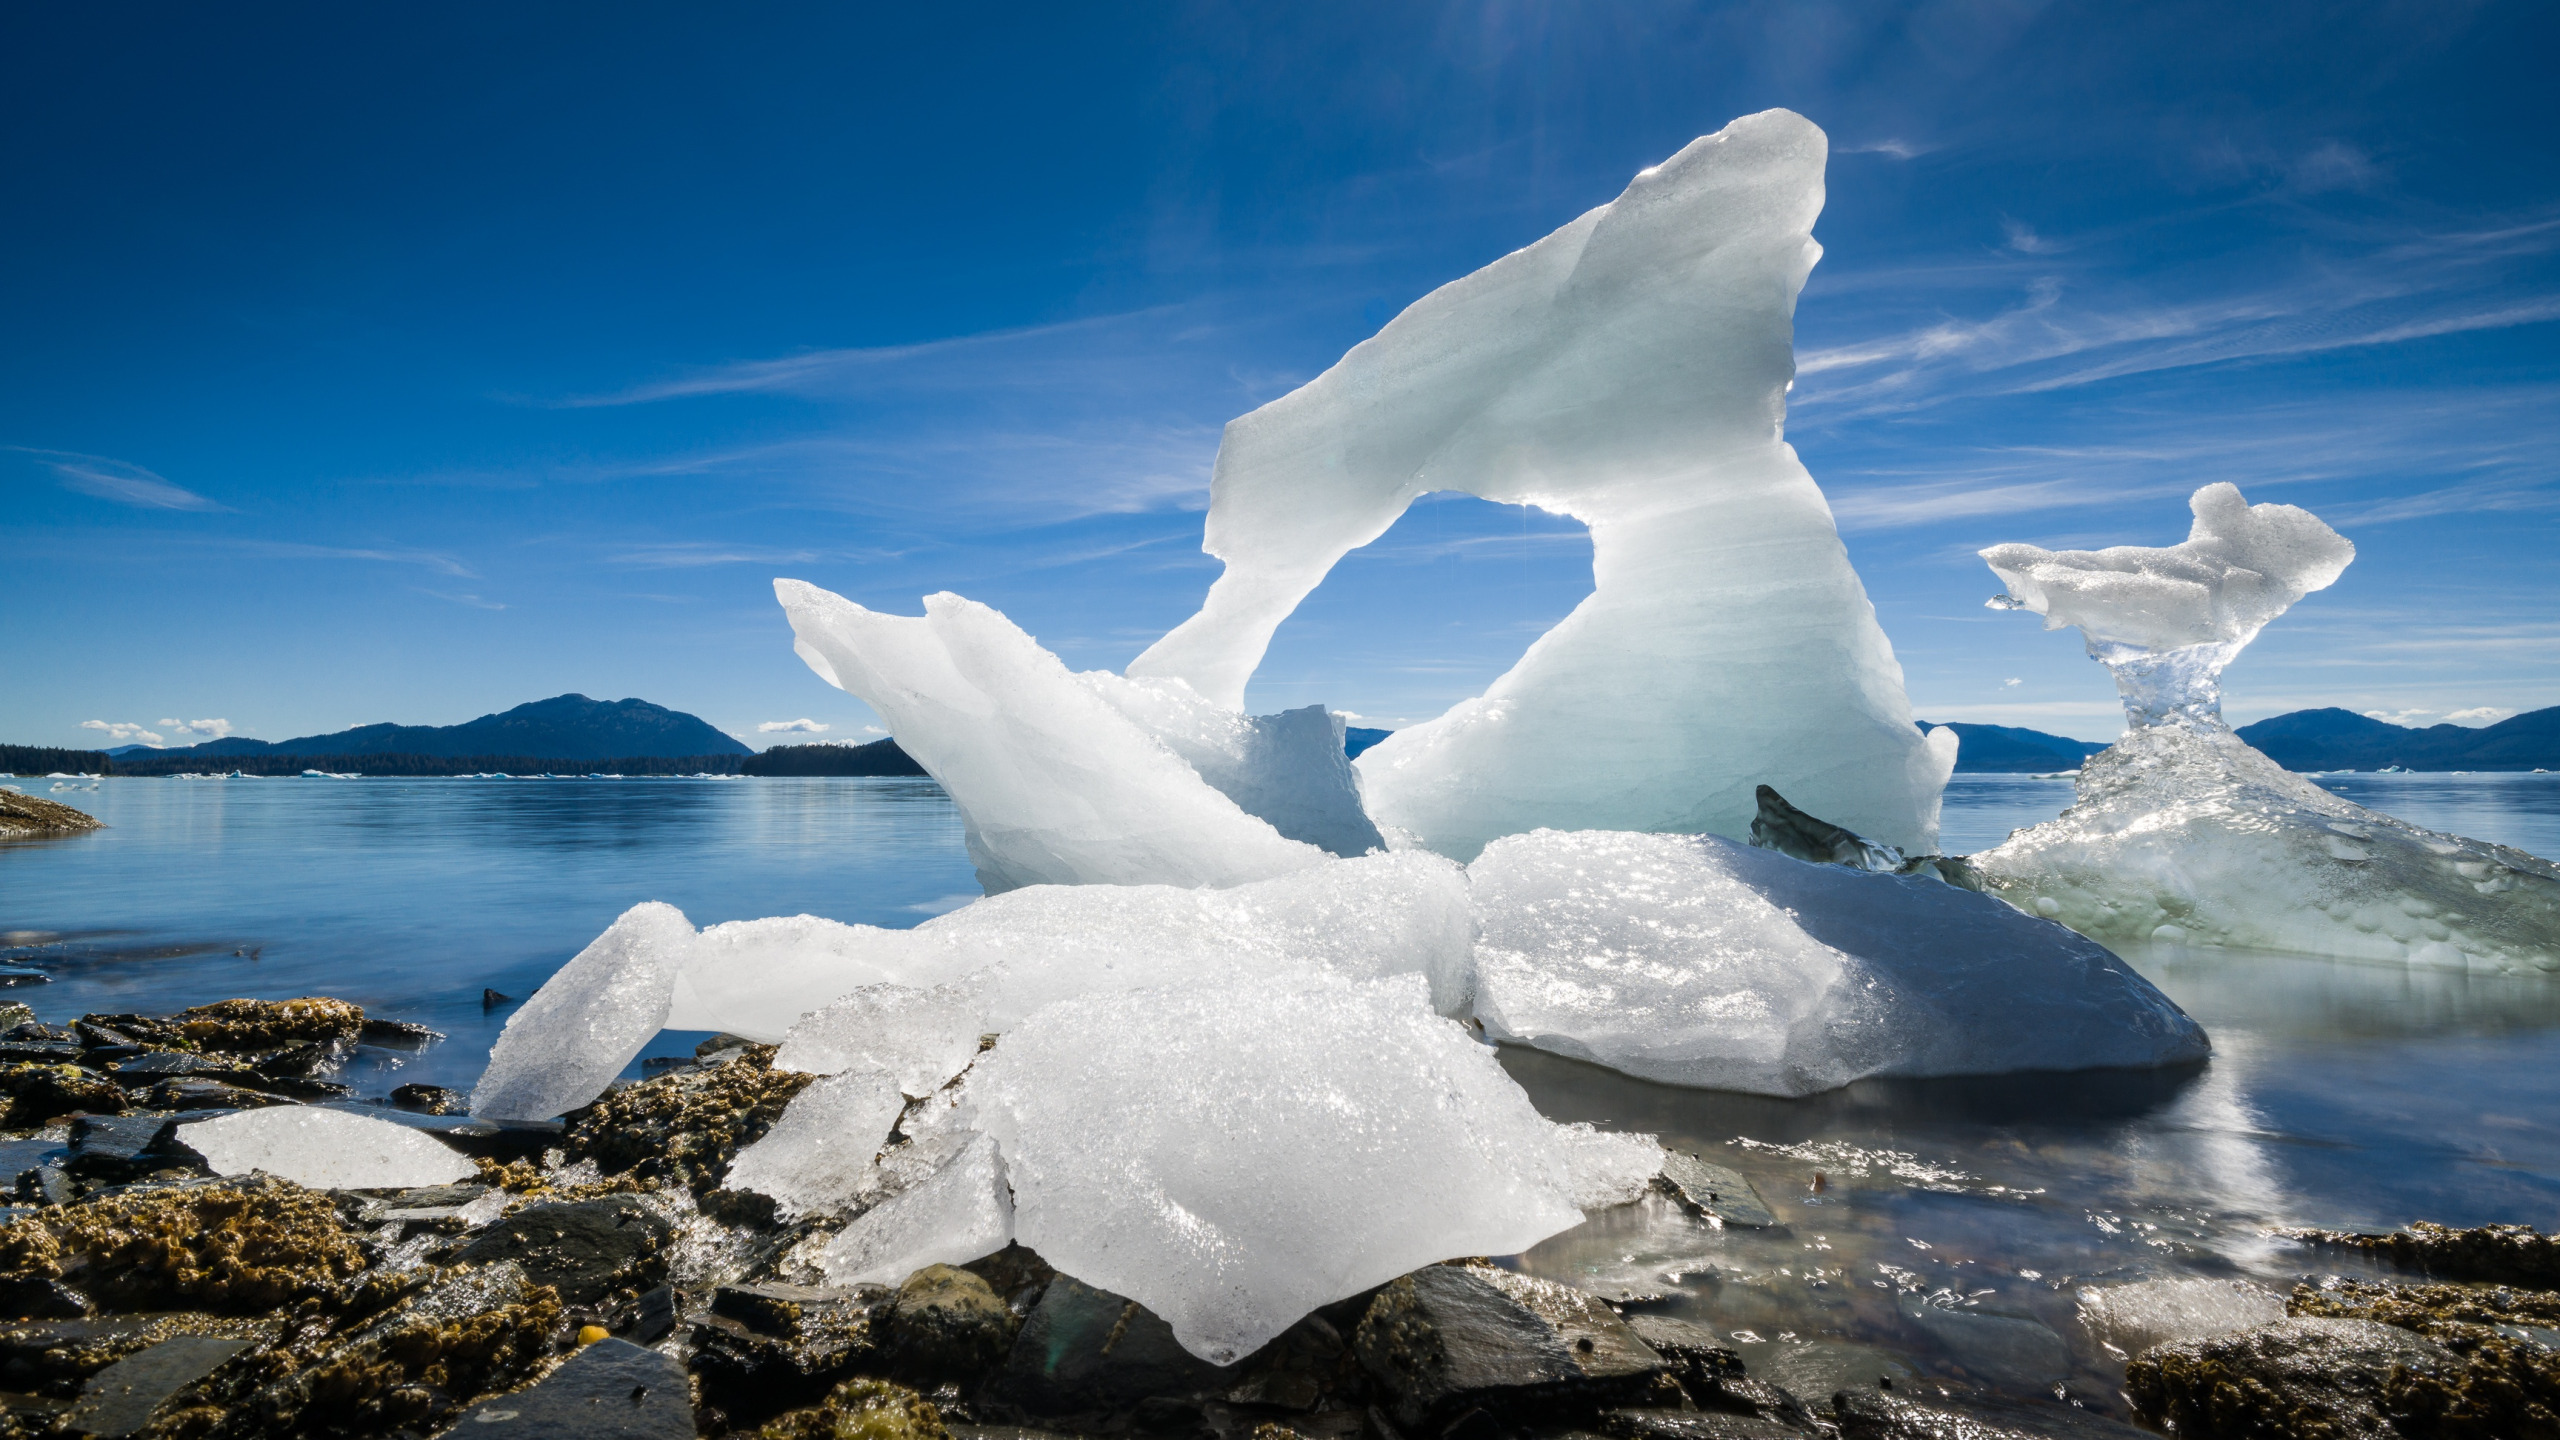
6, 1, 2555, 750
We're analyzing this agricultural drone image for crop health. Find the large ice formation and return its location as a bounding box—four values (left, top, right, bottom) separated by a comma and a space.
972, 974, 1591, 1364
1469, 829, 2209, 1094
1129, 109, 1954, 859
1970, 485, 2560, 973
184, 1107, 478, 1189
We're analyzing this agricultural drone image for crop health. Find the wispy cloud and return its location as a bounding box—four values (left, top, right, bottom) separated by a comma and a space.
756, 718, 830, 734
416, 589, 505, 610
80, 720, 165, 746
237, 541, 477, 577
12, 447, 226, 511
156, 718, 233, 740
1838, 138, 1933, 160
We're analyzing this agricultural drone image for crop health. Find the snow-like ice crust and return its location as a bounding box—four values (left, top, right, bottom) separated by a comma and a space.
972, 974, 1589, 1365
1128, 109, 1953, 859
1972, 485, 2560, 973
473, 900, 691, 1122
817, 1132, 1015, 1286
185, 1107, 478, 1189
1470, 829, 2209, 1095
1982, 483, 2353, 727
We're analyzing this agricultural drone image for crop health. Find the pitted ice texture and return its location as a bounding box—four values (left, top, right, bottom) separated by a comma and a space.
1126, 109, 1953, 860
186, 1107, 478, 1189
774, 582, 1335, 893
1981, 483, 2353, 727
472, 900, 691, 1121
1964, 721, 2560, 974
972, 973, 1589, 1365
1468, 829, 2210, 1095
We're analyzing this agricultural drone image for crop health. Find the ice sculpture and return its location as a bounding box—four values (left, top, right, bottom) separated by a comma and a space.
1970, 486, 2560, 973
776, 583, 1368, 892
1129, 109, 1954, 858
1469, 829, 2208, 1094
972, 974, 1590, 1364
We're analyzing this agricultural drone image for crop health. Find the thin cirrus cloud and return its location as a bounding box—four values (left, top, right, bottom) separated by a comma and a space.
13, 447, 226, 511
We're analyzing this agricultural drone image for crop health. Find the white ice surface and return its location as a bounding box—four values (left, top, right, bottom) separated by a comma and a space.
723, 1069, 910, 1219
1082, 673, 1384, 858
1553, 1123, 1667, 1209
2077, 1277, 2286, 1355
817, 1131, 1016, 1286
184, 1107, 477, 1189
973, 973, 1587, 1365
1127, 110, 1951, 859
773, 983, 986, 1093
472, 901, 692, 1122
774, 583, 1327, 893
1470, 829, 2209, 1096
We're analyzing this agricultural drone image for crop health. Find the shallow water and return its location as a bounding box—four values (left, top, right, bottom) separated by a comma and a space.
6, 768, 2560, 1414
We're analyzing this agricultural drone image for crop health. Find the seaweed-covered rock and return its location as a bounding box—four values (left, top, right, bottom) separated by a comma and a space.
390, 1083, 467, 1115
1830, 1376, 2152, 1438
77, 1014, 196, 1052
174, 998, 365, 1053
0, 792, 101, 835
451, 1195, 672, 1308
2282, 1221, 2560, 1289
2125, 1316, 2461, 1438
64, 1333, 258, 1437
2284, 1277, 2560, 1438
2293, 1275, 2560, 1334
0, 1181, 372, 1315
0, 1064, 127, 1127
754, 1376, 949, 1440
562, 1044, 815, 1194
692, 1283, 885, 1428
888, 1264, 1017, 1385
0, 1313, 282, 1398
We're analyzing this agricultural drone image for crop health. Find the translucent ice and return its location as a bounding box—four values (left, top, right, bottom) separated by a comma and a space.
972, 973, 1587, 1364
1553, 1123, 1666, 1209
1082, 672, 1385, 857
1971, 486, 2560, 972
772, 983, 986, 1093
472, 901, 692, 1122
2078, 1277, 2286, 1355
184, 1107, 477, 1189
723, 1069, 909, 1218
1128, 110, 1954, 859
817, 1132, 1015, 1286
774, 582, 1329, 892
1469, 829, 2208, 1095
1981, 483, 2353, 727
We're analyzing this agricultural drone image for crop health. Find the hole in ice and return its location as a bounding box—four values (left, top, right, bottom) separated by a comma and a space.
1245, 492, 1594, 721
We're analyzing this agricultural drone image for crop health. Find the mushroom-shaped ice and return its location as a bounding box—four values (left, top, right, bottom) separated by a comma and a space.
1980, 483, 2353, 727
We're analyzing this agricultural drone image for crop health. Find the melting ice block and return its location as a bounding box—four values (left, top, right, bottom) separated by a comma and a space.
1128, 109, 1953, 859
722, 1070, 911, 1219
972, 973, 1589, 1364
774, 582, 1341, 892
472, 901, 692, 1122
1970, 485, 2560, 972
1469, 829, 2209, 1096
817, 1132, 1015, 1286
184, 1107, 477, 1189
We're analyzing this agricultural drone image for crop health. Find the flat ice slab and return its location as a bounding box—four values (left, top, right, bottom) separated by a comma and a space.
1470, 829, 2209, 1095
184, 1107, 478, 1189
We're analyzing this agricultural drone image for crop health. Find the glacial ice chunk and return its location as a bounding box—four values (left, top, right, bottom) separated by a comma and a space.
773, 582, 1328, 892
1128, 110, 1953, 859
184, 1107, 477, 1189
1553, 1123, 1667, 1209
1981, 482, 2352, 727
724, 1069, 911, 1218
817, 1132, 1015, 1286
472, 901, 692, 1122
2078, 1277, 2287, 1355
972, 973, 1588, 1364
1469, 829, 2209, 1096
1083, 672, 1385, 857
773, 983, 987, 1092
1970, 485, 2560, 972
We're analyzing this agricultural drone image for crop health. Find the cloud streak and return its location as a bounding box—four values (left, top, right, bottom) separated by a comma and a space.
13, 447, 226, 511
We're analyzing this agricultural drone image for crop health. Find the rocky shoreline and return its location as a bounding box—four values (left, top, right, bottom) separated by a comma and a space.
0, 794, 101, 839
0, 998, 2550, 1438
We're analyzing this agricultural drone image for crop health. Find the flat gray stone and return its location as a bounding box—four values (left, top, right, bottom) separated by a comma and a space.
68, 1336, 253, 1437
440, 1337, 692, 1438
1656, 1153, 1777, 1229
1353, 1265, 1663, 1426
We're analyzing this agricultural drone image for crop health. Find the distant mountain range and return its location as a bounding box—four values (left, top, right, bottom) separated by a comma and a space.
1919, 722, 2110, 773
115, 695, 750, 761
2235, 706, 2560, 771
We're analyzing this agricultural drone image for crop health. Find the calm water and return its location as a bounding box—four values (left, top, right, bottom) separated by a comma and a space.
7, 769, 2560, 1412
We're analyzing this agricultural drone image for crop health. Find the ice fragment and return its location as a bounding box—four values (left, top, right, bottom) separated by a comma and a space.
472, 901, 690, 1121
817, 1132, 1015, 1286
724, 1069, 910, 1219
182, 1107, 477, 1189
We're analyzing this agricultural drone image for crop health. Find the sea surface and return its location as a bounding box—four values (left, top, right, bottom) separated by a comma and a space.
7, 769, 2560, 1410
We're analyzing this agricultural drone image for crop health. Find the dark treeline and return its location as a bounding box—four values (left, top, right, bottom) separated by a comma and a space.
742, 739, 929, 776
108, 752, 752, 777
1, 745, 112, 775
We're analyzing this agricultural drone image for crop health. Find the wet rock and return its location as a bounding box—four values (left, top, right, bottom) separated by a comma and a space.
0, 792, 102, 835
2281, 1220, 2560, 1288
1600, 1410, 1808, 1439
0, 1006, 36, 1034
452, 1194, 672, 1307
442, 1334, 693, 1438
174, 997, 365, 1052
632, 1283, 677, 1344
1749, 1342, 1919, 1405
7, 1024, 78, 1045
1221, 1314, 1354, 1412
65, 1334, 255, 1437
0, 1042, 83, 1066
0, 1277, 93, 1320
65, 1114, 202, 1183
2125, 1316, 2462, 1439
754, 1376, 949, 1440
142, 1077, 297, 1111
390, 1083, 467, 1115
247, 1037, 352, 1078
1831, 1377, 2154, 1439
561, 1043, 815, 1193
1621, 1316, 1806, 1428
1654, 1154, 1777, 1230
15, 1162, 75, 1210
1895, 1295, 2070, 1389
75, 1016, 190, 1051
1003, 1274, 1230, 1419
0, 1313, 282, 1397
2282, 1276, 2560, 1437
0, 1064, 128, 1127
890, 1264, 1019, 1384
344, 1183, 491, 1232
2292, 1274, 2560, 1333
1352, 1264, 1665, 1427
0, 1180, 372, 1314
358, 1017, 442, 1045
691, 1283, 885, 1426
109, 1051, 253, 1081
230, 1073, 357, 1102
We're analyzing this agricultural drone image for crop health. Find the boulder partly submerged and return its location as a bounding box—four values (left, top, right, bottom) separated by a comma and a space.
0, 791, 102, 837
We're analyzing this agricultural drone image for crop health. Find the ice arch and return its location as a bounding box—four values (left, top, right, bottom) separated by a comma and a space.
1131, 109, 1954, 857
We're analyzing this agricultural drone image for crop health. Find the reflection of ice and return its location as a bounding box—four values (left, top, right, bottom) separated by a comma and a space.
1515, 1191, 1740, 1303
2114, 1029, 2288, 1271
